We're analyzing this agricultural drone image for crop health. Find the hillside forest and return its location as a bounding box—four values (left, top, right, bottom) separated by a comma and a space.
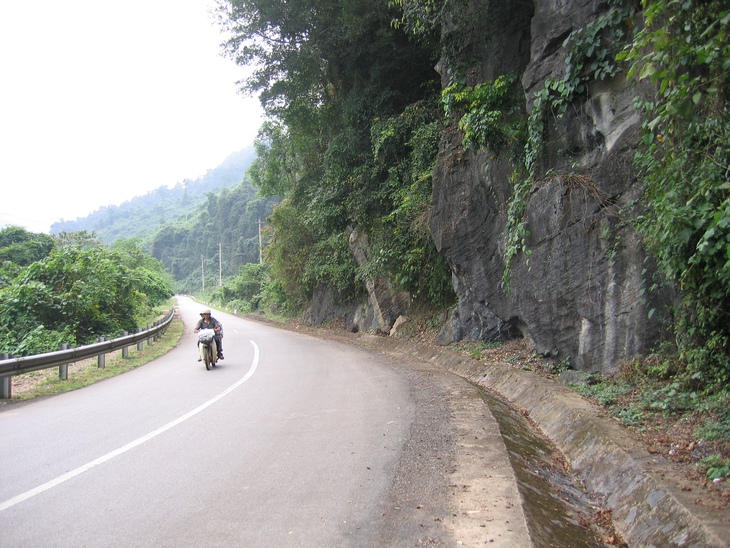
51, 148, 257, 245
0, 0, 730, 479
48, 147, 279, 295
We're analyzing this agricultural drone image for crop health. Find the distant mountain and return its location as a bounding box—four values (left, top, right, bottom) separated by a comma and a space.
50, 147, 256, 244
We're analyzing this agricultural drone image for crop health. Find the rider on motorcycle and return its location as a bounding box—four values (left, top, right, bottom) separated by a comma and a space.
194, 309, 224, 360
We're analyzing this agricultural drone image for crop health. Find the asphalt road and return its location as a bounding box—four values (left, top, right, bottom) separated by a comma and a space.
0, 296, 530, 547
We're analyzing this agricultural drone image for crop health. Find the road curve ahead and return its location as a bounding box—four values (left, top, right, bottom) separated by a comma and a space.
0, 296, 529, 547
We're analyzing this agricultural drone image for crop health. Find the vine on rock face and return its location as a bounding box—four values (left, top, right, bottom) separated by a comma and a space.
440, 1, 633, 293
541, 0, 635, 118
444, 0, 730, 388
441, 73, 532, 293
442, 73, 527, 161
505, 0, 634, 292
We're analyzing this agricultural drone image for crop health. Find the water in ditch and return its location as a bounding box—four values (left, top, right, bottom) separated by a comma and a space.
478, 387, 614, 547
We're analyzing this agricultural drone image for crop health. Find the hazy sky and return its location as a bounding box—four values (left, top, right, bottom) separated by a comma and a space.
0, 0, 263, 234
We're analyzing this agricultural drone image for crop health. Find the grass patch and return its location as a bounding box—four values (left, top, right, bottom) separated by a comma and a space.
136, 299, 177, 328
575, 382, 633, 408
695, 418, 730, 444
698, 454, 730, 481
12, 317, 184, 401
572, 357, 730, 481
453, 340, 503, 358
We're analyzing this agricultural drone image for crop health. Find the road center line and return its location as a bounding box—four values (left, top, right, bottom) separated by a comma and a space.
0, 340, 260, 512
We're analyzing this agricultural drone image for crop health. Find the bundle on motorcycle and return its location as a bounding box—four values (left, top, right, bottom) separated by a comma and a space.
198, 329, 218, 370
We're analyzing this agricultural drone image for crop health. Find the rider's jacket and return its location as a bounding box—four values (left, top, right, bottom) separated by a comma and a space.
195, 316, 223, 337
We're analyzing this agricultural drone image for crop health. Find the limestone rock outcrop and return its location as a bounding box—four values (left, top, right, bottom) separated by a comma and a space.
347, 228, 410, 334
429, 0, 674, 373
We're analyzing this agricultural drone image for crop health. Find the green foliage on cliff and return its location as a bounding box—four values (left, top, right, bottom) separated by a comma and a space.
621, 0, 730, 387
402, 0, 730, 387
0, 231, 174, 356
197, 0, 730, 393
442, 73, 526, 161
539, 0, 634, 118
441, 74, 531, 293
215, 0, 455, 312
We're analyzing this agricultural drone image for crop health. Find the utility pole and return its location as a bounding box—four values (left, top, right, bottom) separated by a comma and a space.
219, 242, 222, 286
258, 218, 263, 264
201, 255, 205, 292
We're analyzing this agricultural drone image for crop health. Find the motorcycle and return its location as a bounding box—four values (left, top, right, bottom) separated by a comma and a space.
197, 328, 219, 370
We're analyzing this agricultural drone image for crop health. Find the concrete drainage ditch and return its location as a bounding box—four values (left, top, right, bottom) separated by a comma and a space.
480, 389, 614, 546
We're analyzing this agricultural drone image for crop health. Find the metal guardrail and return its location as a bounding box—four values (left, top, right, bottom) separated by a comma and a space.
0, 309, 175, 399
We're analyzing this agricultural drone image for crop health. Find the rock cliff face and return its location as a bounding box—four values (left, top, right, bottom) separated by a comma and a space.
304, 228, 410, 335
429, 0, 674, 373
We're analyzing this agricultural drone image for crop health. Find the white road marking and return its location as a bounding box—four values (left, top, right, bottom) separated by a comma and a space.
0, 340, 260, 512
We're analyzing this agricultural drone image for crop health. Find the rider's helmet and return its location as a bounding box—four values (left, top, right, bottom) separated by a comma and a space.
201, 309, 211, 316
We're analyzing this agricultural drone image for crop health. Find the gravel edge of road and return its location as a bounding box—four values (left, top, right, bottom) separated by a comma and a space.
373, 352, 532, 547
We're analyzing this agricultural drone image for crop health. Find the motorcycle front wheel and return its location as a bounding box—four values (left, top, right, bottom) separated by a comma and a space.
201, 344, 213, 370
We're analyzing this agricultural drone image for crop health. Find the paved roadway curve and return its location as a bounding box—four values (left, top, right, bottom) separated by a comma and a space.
0, 296, 529, 547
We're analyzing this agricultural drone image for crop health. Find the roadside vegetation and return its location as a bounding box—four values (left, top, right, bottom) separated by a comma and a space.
3, 0, 727, 507
211, 0, 455, 317
572, 356, 730, 484
0, 227, 175, 357
149, 177, 279, 294
8, 306, 183, 402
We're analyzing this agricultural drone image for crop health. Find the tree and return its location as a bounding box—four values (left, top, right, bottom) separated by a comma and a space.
0, 226, 55, 266
149, 177, 278, 293
215, 0, 453, 312
111, 238, 176, 305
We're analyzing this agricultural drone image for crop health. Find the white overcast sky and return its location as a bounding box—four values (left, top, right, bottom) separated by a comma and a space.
0, 0, 263, 234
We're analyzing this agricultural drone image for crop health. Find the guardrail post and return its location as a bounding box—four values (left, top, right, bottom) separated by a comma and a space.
1, 353, 10, 399
136, 327, 144, 351
147, 325, 153, 346
122, 332, 129, 358
98, 337, 105, 368
59, 343, 68, 380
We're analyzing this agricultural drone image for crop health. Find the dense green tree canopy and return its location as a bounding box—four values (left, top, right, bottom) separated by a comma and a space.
150, 177, 278, 293
215, 0, 454, 309
0, 226, 55, 266
214, 0, 729, 389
